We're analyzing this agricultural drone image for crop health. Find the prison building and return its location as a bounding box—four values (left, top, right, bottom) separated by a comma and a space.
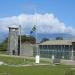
8, 26, 19, 55
39, 40, 75, 60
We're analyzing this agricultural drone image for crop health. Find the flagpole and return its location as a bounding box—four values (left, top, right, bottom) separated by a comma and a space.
35, 10, 40, 64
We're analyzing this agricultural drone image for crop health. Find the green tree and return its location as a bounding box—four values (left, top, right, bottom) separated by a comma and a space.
18, 35, 36, 44
0, 37, 8, 51
56, 37, 63, 40
40, 38, 49, 43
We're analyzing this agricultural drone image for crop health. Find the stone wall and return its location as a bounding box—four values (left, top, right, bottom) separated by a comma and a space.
20, 43, 34, 57
8, 28, 19, 55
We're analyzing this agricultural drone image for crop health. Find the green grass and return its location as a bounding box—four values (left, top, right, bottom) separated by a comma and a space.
0, 56, 35, 65
0, 65, 75, 75
0, 55, 75, 75
0, 55, 50, 65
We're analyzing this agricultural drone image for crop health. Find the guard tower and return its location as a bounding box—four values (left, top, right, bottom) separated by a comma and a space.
8, 26, 19, 55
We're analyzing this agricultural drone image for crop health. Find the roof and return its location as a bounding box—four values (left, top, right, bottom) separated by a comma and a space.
39, 40, 75, 45
8, 25, 19, 29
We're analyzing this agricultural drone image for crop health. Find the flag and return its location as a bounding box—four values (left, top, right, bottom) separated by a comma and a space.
30, 25, 36, 34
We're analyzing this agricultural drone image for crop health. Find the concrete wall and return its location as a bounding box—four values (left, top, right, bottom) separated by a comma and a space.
61, 59, 75, 65
8, 28, 19, 55
20, 44, 34, 57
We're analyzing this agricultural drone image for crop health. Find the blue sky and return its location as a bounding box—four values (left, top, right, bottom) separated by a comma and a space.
0, 0, 75, 41
0, 0, 75, 27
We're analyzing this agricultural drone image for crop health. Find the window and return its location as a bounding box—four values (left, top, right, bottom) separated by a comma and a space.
43, 45, 47, 49
39, 45, 42, 49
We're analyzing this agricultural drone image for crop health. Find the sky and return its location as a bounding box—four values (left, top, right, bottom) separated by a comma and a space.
0, 0, 75, 40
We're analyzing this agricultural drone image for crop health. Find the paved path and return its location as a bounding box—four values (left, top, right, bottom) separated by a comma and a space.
3, 63, 51, 67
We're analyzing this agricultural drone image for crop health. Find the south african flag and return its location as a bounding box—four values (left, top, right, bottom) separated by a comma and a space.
30, 25, 36, 34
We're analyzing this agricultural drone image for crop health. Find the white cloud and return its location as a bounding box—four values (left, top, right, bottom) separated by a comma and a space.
0, 13, 75, 35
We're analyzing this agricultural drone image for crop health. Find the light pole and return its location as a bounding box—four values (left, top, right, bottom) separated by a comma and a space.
34, 11, 40, 64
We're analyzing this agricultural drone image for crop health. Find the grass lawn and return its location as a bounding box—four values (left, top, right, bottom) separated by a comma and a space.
0, 56, 34, 65
0, 55, 50, 65
0, 65, 75, 75
0, 55, 75, 75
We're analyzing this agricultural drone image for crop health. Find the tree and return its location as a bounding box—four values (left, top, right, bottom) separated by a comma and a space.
0, 37, 8, 51
40, 38, 49, 43
56, 37, 63, 40
18, 35, 36, 44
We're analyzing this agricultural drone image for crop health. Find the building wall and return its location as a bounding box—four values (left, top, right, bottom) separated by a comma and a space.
72, 42, 75, 60
39, 45, 72, 60
20, 44, 34, 57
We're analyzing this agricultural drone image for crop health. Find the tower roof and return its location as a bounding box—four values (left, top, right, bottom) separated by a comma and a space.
8, 25, 19, 29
